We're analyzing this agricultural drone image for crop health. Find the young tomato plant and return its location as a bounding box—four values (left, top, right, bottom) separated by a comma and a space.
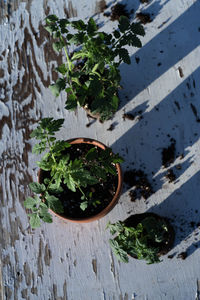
44, 15, 145, 121
106, 216, 170, 264
24, 118, 123, 228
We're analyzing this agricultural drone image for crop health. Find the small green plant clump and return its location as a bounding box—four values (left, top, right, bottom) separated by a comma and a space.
44, 15, 145, 121
107, 216, 169, 264
24, 118, 123, 228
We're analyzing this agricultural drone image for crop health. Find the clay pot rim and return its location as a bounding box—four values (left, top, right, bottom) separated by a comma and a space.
38, 137, 123, 223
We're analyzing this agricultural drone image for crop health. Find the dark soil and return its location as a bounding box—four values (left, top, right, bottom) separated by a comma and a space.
136, 12, 152, 24
39, 143, 118, 220
123, 110, 143, 121
165, 169, 176, 183
124, 169, 154, 200
177, 252, 187, 260
140, 0, 149, 3
110, 3, 130, 21
162, 139, 176, 167
124, 213, 175, 257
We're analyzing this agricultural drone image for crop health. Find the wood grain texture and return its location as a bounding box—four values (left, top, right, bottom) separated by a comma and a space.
0, 0, 200, 299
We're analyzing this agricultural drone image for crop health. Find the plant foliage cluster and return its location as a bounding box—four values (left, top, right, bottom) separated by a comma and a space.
106, 216, 169, 264
45, 15, 145, 121
24, 118, 123, 228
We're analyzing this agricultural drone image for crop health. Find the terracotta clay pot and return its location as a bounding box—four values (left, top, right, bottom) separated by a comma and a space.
38, 138, 123, 223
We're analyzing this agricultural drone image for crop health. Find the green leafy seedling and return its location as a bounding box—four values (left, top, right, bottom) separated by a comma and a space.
106, 216, 169, 264
25, 118, 123, 228
44, 15, 145, 121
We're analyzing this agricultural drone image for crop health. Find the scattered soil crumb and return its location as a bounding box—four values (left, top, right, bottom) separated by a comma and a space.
124, 169, 154, 200
186, 82, 191, 90
174, 101, 180, 110
96, 0, 107, 13
86, 119, 96, 127
157, 62, 162, 66
190, 103, 200, 122
175, 164, 182, 170
107, 122, 117, 131
193, 79, 196, 89
129, 190, 137, 202
190, 221, 195, 228
110, 4, 130, 21
123, 110, 143, 121
123, 113, 135, 121
177, 252, 187, 260
157, 20, 168, 29
168, 253, 176, 259
162, 139, 176, 167
136, 12, 152, 24
165, 169, 176, 183
140, 0, 149, 3
178, 66, 184, 78
135, 56, 140, 64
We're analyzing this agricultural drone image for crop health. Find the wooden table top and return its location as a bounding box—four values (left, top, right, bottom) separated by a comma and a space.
1, 0, 200, 299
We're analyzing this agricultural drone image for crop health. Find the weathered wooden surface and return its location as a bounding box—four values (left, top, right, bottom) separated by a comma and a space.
1, 0, 200, 299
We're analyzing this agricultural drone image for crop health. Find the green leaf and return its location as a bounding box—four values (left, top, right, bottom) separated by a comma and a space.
109, 239, 129, 263
118, 16, 130, 33
129, 35, 142, 48
45, 194, 64, 213
53, 141, 71, 153
65, 93, 78, 110
87, 18, 97, 35
41, 212, 53, 223
130, 23, 145, 36
30, 213, 41, 229
118, 48, 131, 64
113, 30, 120, 39
24, 197, 39, 209
45, 15, 58, 24
44, 24, 57, 34
49, 78, 66, 97
80, 201, 88, 211
32, 142, 46, 154
64, 173, 76, 192
71, 20, 86, 31
85, 147, 98, 161
56, 64, 68, 75
48, 184, 64, 195
29, 182, 46, 194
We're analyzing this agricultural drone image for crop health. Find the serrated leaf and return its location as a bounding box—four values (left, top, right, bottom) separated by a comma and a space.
80, 201, 88, 211
118, 16, 130, 33
49, 78, 66, 97
30, 213, 41, 228
45, 194, 64, 213
118, 48, 131, 64
41, 212, 53, 223
129, 35, 142, 48
53, 41, 64, 52
71, 20, 86, 31
64, 173, 76, 192
113, 30, 120, 39
29, 182, 46, 194
32, 142, 46, 154
87, 18, 97, 35
45, 15, 58, 24
65, 93, 78, 110
56, 64, 68, 75
85, 147, 98, 161
44, 25, 57, 34
130, 23, 145, 36
24, 197, 39, 209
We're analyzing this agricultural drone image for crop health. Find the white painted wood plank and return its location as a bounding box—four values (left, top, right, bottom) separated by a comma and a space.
0, 0, 200, 299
